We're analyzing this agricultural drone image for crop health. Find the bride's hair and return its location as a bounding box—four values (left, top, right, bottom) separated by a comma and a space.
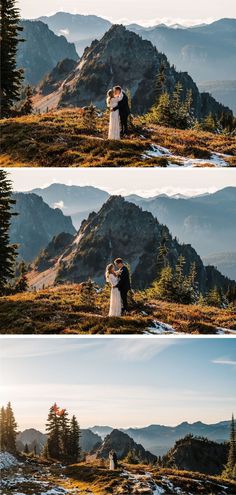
105, 263, 115, 282
106, 89, 114, 106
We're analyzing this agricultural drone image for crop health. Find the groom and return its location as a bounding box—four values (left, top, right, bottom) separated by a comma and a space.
114, 258, 131, 314
112, 86, 130, 137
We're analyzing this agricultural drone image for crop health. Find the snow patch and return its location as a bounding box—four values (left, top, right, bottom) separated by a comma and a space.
143, 144, 230, 168
0, 452, 19, 469
145, 320, 178, 335
216, 327, 236, 335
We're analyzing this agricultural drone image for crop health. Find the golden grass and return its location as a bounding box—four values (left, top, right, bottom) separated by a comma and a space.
0, 284, 235, 335
0, 109, 235, 167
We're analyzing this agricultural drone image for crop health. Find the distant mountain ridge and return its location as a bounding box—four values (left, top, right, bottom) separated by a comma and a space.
93, 429, 157, 464
11, 193, 76, 261
17, 20, 78, 85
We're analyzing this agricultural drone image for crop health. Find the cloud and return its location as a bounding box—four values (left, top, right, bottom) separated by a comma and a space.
53, 200, 65, 209
59, 28, 70, 36
212, 358, 236, 367
118, 16, 215, 28
0, 338, 99, 359
113, 338, 179, 361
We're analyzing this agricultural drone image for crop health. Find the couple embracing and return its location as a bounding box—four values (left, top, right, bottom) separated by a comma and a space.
106, 86, 130, 140
105, 258, 131, 317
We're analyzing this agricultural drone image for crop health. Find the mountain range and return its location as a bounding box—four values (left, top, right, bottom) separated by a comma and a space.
28, 195, 235, 294
22, 184, 236, 280
34, 24, 232, 117
10, 193, 76, 261
16, 420, 231, 458
35, 13, 236, 83
198, 80, 236, 115
17, 20, 78, 85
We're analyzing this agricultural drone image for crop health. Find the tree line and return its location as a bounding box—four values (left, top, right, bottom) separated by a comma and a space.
43, 403, 80, 463
0, 402, 18, 452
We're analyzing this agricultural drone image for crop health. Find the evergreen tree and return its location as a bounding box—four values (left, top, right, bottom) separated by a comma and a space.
0, 170, 18, 294
45, 403, 62, 460
14, 260, 28, 293
69, 415, 80, 463
223, 414, 236, 479
20, 85, 34, 115
206, 287, 222, 307
0, 406, 6, 450
0, 0, 24, 117
4, 402, 17, 453
154, 61, 166, 103
82, 104, 97, 132
157, 232, 169, 275
24, 443, 29, 454
80, 279, 97, 309
60, 408, 70, 460
151, 265, 175, 302
202, 113, 216, 133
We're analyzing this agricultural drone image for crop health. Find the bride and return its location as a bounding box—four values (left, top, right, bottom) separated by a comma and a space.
107, 89, 121, 140
106, 263, 122, 317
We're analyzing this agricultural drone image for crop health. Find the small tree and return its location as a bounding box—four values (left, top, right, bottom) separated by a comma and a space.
24, 443, 29, 454
202, 113, 216, 133
14, 260, 28, 293
69, 415, 81, 463
154, 61, 166, 104
80, 279, 97, 309
82, 104, 97, 132
20, 85, 34, 115
206, 287, 222, 307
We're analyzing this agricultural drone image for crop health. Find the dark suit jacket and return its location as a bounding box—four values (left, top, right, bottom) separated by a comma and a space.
113, 92, 130, 118
117, 265, 131, 293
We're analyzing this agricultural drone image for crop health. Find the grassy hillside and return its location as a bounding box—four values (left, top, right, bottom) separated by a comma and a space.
1, 284, 235, 334
1, 109, 235, 167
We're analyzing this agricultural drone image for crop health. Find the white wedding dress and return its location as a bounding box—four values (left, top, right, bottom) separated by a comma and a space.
108, 274, 122, 317
108, 97, 121, 140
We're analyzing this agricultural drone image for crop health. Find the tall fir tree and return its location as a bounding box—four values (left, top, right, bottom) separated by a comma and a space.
60, 408, 70, 460
0, 0, 24, 117
154, 61, 166, 104
69, 415, 81, 463
0, 406, 7, 450
223, 414, 236, 479
0, 169, 18, 294
45, 403, 62, 460
4, 402, 18, 453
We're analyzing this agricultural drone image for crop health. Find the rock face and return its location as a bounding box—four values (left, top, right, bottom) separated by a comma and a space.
58, 25, 232, 117
16, 428, 47, 455
17, 20, 78, 85
38, 59, 77, 96
34, 232, 75, 272
54, 196, 234, 293
95, 429, 157, 464
10, 193, 76, 262
163, 435, 228, 475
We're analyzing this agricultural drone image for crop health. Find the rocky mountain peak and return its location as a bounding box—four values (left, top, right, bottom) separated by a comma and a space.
95, 429, 157, 464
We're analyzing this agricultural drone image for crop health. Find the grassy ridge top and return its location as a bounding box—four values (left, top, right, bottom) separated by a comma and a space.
1, 109, 235, 167
0, 284, 235, 334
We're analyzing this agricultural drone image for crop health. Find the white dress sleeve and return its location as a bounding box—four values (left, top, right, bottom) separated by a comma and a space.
109, 274, 118, 287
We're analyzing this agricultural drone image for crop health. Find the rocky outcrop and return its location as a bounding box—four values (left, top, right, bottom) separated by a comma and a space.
34, 232, 75, 271
95, 429, 157, 464
10, 193, 76, 262
80, 430, 102, 453
17, 20, 78, 85
38, 59, 77, 96
58, 25, 232, 117
163, 435, 228, 475
54, 196, 234, 293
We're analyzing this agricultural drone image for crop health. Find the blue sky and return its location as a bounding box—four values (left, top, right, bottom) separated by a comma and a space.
0, 337, 235, 431
18, 0, 236, 25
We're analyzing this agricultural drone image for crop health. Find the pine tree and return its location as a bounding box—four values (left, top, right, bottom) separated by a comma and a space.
154, 61, 166, 104
206, 287, 222, 307
14, 260, 28, 293
171, 82, 183, 127
69, 415, 80, 463
202, 113, 216, 133
60, 408, 70, 460
20, 85, 34, 115
0, 170, 18, 295
157, 232, 169, 276
24, 443, 29, 454
4, 402, 17, 453
82, 104, 97, 132
80, 279, 97, 309
0, 0, 24, 117
151, 265, 175, 301
223, 414, 236, 479
155, 91, 172, 126
45, 403, 62, 460
0, 406, 6, 450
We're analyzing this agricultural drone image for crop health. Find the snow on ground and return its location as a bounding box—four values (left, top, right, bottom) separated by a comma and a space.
145, 320, 179, 335
0, 452, 19, 469
143, 144, 230, 167
216, 327, 236, 335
